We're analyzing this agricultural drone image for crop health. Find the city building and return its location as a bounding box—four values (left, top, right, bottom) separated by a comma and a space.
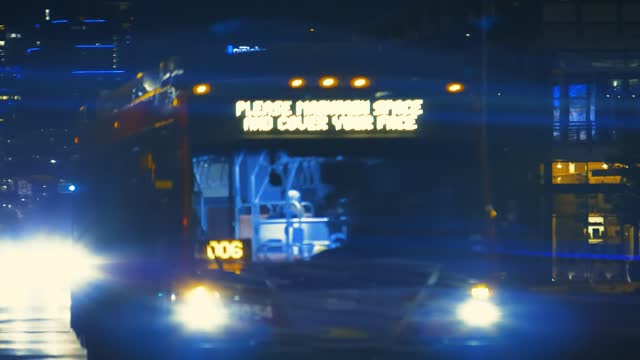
18, 2, 134, 154
27, 3, 133, 72
0, 3, 134, 233
0, 23, 25, 174
541, 0, 640, 281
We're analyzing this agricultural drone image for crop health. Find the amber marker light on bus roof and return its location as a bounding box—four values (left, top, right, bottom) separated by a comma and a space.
350, 76, 370, 89
193, 83, 211, 95
289, 77, 305, 88
446, 82, 465, 93
319, 76, 338, 88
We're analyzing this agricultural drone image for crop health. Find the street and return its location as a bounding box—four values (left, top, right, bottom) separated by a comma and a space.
0, 287, 85, 360
3, 269, 640, 360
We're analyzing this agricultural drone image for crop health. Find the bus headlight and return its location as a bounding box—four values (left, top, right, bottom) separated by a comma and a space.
456, 299, 501, 328
470, 284, 491, 300
173, 286, 228, 332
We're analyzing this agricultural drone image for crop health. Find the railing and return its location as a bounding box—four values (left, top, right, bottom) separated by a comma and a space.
232, 151, 343, 262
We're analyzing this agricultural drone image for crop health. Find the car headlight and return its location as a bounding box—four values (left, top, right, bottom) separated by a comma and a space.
457, 284, 500, 328
172, 286, 228, 332
456, 299, 501, 328
470, 284, 491, 300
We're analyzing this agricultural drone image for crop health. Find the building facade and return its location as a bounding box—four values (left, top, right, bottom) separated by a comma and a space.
0, 3, 134, 234
542, 0, 640, 282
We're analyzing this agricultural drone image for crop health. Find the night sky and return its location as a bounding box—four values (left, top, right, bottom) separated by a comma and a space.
2, 0, 421, 32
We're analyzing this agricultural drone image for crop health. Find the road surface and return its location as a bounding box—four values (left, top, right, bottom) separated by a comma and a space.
0, 287, 85, 360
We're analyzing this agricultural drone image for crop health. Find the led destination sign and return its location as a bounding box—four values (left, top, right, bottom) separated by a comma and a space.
236, 99, 423, 134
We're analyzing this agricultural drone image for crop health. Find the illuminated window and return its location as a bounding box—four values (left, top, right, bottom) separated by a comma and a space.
552, 161, 623, 185
552, 85, 561, 140
568, 84, 588, 142
552, 161, 587, 184
554, 83, 597, 142
587, 162, 621, 184
588, 214, 605, 244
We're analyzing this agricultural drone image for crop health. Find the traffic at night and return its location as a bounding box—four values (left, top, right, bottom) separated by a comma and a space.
3, 1, 640, 359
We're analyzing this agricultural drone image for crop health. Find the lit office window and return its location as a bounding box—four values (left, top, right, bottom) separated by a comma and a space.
568, 84, 588, 142
587, 214, 605, 244
552, 161, 587, 184
553, 83, 597, 142
587, 162, 621, 184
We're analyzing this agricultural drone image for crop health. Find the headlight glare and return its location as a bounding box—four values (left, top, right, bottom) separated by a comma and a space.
456, 299, 501, 328
470, 284, 491, 300
173, 286, 228, 332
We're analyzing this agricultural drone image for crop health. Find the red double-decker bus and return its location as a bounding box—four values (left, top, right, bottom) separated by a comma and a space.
68, 24, 552, 359
74, 36, 487, 270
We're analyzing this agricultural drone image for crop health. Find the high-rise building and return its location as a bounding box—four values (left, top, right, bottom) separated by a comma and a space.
20, 2, 134, 131
0, 22, 25, 170
27, 3, 133, 73
0, 3, 136, 223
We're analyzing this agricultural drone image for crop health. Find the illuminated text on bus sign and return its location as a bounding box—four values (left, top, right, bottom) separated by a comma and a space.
236, 99, 423, 134
207, 240, 244, 260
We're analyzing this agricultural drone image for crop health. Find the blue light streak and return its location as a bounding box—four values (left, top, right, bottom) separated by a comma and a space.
82, 19, 106, 23
74, 45, 114, 49
26, 48, 41, 54
51, 20, 69, 24
71, 70, 125, 74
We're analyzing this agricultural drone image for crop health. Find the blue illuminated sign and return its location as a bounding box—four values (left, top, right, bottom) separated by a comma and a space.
226, 45, 266, 55
82, 19, 106, 23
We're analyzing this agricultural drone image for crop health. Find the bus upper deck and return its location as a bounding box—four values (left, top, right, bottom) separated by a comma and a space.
78, 32, 496, 270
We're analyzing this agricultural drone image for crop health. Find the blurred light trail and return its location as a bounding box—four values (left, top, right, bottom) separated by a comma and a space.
71, 70, 125, 74
74, 45, 114, 48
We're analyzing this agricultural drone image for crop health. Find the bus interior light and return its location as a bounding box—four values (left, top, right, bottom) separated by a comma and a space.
193, 83, 211, 95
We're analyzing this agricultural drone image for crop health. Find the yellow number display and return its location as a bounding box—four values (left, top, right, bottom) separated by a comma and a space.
206, 240, 244, 260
